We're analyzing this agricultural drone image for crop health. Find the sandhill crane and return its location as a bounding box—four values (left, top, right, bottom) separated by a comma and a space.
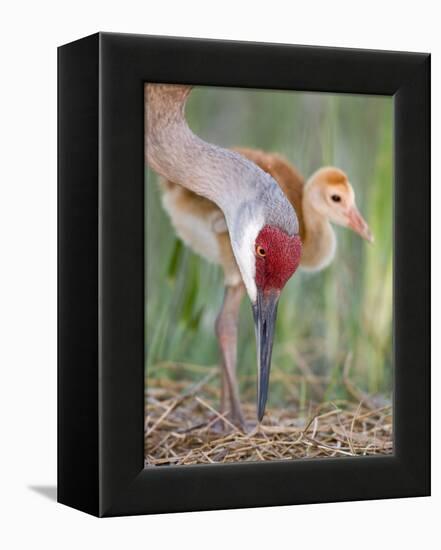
145, 84, 303, 424
159, 144, 373, 427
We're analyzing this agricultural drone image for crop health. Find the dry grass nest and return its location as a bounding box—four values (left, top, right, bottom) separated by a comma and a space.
145, 365, 393, 467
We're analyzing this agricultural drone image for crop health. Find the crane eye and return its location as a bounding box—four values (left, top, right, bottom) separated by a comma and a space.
331, 194, 341, 203
256, 245, 266, 258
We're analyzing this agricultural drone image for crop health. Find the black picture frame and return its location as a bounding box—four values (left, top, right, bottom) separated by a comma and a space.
58, 32, 430, 517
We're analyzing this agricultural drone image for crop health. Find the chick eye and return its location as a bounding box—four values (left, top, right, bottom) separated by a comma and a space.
331, 194, 341, 203
256, 245, 266, 257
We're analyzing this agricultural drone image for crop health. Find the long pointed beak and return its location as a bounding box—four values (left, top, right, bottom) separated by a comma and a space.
252, 288, 280, 422
347, 205, 374, 243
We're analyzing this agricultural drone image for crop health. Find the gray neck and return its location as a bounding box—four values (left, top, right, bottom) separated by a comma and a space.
145, 84, 298, 236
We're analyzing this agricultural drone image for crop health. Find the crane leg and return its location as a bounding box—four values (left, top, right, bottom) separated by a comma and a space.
215, 283, 246, 428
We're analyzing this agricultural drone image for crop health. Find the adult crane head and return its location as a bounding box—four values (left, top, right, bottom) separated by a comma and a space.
222, 166, 302, 421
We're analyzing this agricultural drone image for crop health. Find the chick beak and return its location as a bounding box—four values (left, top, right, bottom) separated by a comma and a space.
252, 288, 280, 422
347, 205, 374, 243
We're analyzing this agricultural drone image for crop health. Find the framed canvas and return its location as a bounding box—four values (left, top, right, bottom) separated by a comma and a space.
58, 32, 430, 517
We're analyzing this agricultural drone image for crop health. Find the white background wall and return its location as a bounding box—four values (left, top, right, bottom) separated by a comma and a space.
0, 1, 438, 548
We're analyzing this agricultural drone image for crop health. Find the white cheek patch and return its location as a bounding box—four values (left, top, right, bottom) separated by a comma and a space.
232, 219, 262, 303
